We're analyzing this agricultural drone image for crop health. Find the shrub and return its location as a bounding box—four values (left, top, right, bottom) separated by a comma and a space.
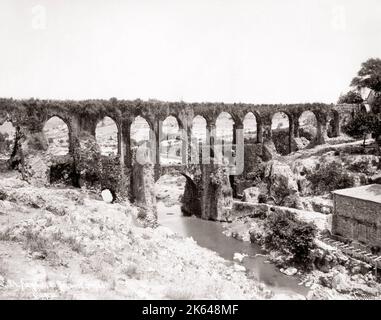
306, 161, 355, 193
27, 135, 47, 150
343, 111, 381, 148
347, 158, 376, 175
263, 211, 317, 268
0, 132, 11, 154
338, 90, 363, 104
0, 189, 7, 201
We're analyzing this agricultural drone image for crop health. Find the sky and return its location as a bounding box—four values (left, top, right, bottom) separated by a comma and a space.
0, 0, 380, 104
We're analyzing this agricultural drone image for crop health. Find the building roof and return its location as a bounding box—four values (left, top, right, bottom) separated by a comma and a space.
332, 184, 381, 204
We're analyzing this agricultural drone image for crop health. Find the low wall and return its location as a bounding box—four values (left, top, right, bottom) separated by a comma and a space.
232, 200, 331, 231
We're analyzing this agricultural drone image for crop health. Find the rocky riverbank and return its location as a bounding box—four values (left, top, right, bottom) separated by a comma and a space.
0, 173, 272, 300
223, 214, 381, 300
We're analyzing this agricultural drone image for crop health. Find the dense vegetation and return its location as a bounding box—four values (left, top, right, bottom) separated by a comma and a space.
343, 111, 381, 146
338, 90, 363, 104
263, 211, 317, 268
306, 161, 355, 193
0, 132, 11, 154
341, 58, 381, 144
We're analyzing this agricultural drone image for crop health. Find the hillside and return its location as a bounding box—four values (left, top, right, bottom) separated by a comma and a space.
0, 172, 270, 300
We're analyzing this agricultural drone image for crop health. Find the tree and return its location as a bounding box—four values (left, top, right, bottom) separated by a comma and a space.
351, 58, 381, 92
346, 58, 381, 155
338, 90, 363, 104
343, 111, 381, 147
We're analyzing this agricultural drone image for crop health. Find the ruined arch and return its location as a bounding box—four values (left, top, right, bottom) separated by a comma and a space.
160, 116, 182, 165
271, 111, 291, 155
95, 116, 118, 156
43, 116, 70, 156
297, 110, 318, 149
155, 169, 201, 219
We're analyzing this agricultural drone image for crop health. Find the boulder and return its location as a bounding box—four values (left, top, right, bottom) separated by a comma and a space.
233, 253, 248, 263
331, 272, 352, 293
280, 267, 298, 276
263, 160, 301, 208
291, 158, 319, 196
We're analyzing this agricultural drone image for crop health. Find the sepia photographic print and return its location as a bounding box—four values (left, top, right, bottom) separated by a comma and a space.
0, 0, 381, 310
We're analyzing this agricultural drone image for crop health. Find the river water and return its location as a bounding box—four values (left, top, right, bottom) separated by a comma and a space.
157, 201, 309, 298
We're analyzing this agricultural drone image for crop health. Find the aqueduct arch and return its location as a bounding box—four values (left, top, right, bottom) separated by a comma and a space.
0, 98, 355, 221
43, 116, 70, 156
271, 111, 292, 155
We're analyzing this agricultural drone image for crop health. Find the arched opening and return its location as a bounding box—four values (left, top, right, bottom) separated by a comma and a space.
160, 116, 182, 165
216, 112, 237, 197
130, 116, 152, 164
242, 112, 259, 178
271, 112, 291, 155
327, 110, 340, 138
243, 112, 257, 143
95, 116, 118, 156
0, 121, 16, 162
191, 115, 207, 164
155, 173, 188, 222
297, 111, 317, 149
215, 112, 234, 163
130, 116, 150, 146
43, 116, 70, 155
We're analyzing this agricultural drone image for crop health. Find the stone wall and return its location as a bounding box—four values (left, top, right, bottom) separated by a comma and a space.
332, 194, 381, 248
232, 201, 330, 231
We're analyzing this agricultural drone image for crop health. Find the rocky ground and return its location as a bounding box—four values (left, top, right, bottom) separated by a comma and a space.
0, 172, 273, 300
227, 138, 381, 300
1, 116, 380, 300
222, 215, 381, 299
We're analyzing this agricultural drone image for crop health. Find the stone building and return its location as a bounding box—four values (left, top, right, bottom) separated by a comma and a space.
332, 184, 381, 249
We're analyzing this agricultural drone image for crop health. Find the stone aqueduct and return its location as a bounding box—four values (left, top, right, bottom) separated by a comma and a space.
0, 98, 356, 222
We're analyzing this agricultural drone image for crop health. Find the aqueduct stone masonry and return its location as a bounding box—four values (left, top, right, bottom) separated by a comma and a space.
0, 98, 357, 223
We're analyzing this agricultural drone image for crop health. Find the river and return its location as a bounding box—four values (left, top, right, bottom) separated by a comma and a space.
157, 201, 309, 298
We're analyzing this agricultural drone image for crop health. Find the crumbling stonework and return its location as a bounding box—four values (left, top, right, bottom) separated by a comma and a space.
131, 153, 158, 227
263, 160, 302, 209
181, 173, 202, 217
201, 163, 234, 221
0, 98, 359, 225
